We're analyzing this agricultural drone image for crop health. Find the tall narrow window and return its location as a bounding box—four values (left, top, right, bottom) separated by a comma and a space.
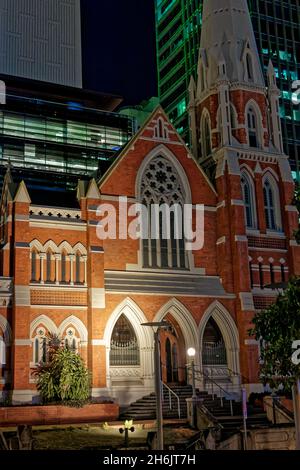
202, 115, 211, 157
241, 173, 256, 228
31, 251, 37, 281
46, 251, 51, 282
140, 156, 187, 270
246, 53, 254, 81
247, 107, 259, 148
75, 253, 81, 284
259, 262, 264, 289
263, 179, 276, 230
270, 263, 275, 286
61, 252, 66, 283
249, 262, 254, 288
281, 264, 285, 283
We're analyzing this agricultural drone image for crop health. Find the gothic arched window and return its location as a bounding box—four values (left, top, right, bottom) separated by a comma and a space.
201, 114, 212, 158
31, 250, 37, 282
263, 177, 281, 231
110, 315, 139, 366
64, 327, 79, 352
33, 327, 47, 364
61, 252, 66, 283
246, 53, 254, 81
241, 172, 256, 229
247, 107, 259, 148
46, 251, 52, 282
140, 156, 187, 270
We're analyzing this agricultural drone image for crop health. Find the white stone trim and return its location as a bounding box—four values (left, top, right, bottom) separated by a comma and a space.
239, 292, 255, 311
231, 199, 245, 206
217, 236, 226, 245
244, 339, 259, 345
89, 288, 105, 308
91, 339, 106, 346
235, 235, 248, 242
14, 339, 31, 346
14, 286, 30, 306
285, 205, 298, 213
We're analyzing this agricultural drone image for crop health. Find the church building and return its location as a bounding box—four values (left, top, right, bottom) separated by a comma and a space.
0, 0, 299, 406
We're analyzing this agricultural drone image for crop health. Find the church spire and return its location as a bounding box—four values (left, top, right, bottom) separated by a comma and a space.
198, 0, 265, 93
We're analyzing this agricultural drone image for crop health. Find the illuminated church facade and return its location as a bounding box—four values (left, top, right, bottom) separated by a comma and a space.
0, 0, 299, 405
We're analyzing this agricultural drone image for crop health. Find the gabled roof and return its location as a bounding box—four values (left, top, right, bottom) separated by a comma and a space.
98, 104, 217, 196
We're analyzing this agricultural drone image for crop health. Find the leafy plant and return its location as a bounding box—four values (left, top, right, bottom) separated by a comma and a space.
34, 335, 90, 406
249, 277, 300, 390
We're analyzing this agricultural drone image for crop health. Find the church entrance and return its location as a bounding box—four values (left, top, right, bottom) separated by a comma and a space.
159, 315, 185, 384
202, 318, 228, 383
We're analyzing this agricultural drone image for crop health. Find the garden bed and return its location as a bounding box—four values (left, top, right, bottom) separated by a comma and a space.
0, 402, 119, 427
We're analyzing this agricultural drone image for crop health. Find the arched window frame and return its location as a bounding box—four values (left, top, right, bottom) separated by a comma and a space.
200, 110, 212, 158
241, 170, 257, 229
75, 252, 81, 284
246, 52, 254, 82
32, 327, 47, 365
0, 335, 6, 368
262, 172, 282, 232
245, 101, 264, 149
109, 314, 140, 366
64, 327, 80, 352
31, 249, 37, 282
46, 250, 52, 283
139, 155, 188, 270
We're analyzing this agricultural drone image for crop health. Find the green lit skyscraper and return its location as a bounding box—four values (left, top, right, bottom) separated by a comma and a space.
155, 0, 300, 176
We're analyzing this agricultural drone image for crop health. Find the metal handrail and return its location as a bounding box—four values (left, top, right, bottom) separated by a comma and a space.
162, 382, 181, 419
192, 368, 236, 416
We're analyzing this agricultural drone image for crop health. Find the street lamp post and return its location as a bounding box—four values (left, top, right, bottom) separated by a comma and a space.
141, 321, 171, 450
187, 347, 197, 428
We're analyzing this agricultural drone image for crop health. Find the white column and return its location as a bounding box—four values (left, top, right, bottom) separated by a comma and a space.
69, 254, 75, 285
40, 253, 46, 284
82, 255, 87, 285
55, 254, 61, 285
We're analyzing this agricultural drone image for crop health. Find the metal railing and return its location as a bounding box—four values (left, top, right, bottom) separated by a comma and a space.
192, 368, 236, 416
162, 382, 181, 419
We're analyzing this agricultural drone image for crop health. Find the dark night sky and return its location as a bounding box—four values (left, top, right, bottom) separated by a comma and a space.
81, 0, 157, 107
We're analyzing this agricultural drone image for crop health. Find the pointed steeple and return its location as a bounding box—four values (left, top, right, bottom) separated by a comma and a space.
198, 0, 265, 92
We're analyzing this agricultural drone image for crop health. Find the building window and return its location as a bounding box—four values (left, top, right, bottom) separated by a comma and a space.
64, 328, 78, 352
110, 315, 139, 366
247, 107, 259, 148
46, 251, 52, 282
61, 252, 66, 282
33, 328, 47, 364
263, 179, 278, 230
140, 155, 187, 269
75, 253, 81, 284
241, 172, 256, 228
259, 262, 264, 289
246, 53, 254, 81
31, 250, 37, 281
201, 114, 212, 158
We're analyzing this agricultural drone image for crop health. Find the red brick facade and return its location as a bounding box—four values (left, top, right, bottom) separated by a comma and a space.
0, 104, 299, 406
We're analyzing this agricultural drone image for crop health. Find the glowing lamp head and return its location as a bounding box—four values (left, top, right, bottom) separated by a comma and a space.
187, 347, 196, 357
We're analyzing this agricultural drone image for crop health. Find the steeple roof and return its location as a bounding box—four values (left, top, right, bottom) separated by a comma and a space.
199, 0, 265, 89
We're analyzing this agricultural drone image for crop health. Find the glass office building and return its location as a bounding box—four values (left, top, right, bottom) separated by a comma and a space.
155, 0, 300, 177
0, 75, 134, 190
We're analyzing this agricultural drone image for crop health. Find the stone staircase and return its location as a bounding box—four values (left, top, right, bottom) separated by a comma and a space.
120, 384, 207, 420
119, 384, 271, 442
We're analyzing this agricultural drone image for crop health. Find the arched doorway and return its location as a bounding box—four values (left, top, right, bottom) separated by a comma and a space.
202, 318, 229, 383
159, 316, 185, 384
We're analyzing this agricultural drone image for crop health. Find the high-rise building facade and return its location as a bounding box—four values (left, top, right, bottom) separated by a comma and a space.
0, 74, 135, 191
155, 0, 300, 177
0, 0, 82, 87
